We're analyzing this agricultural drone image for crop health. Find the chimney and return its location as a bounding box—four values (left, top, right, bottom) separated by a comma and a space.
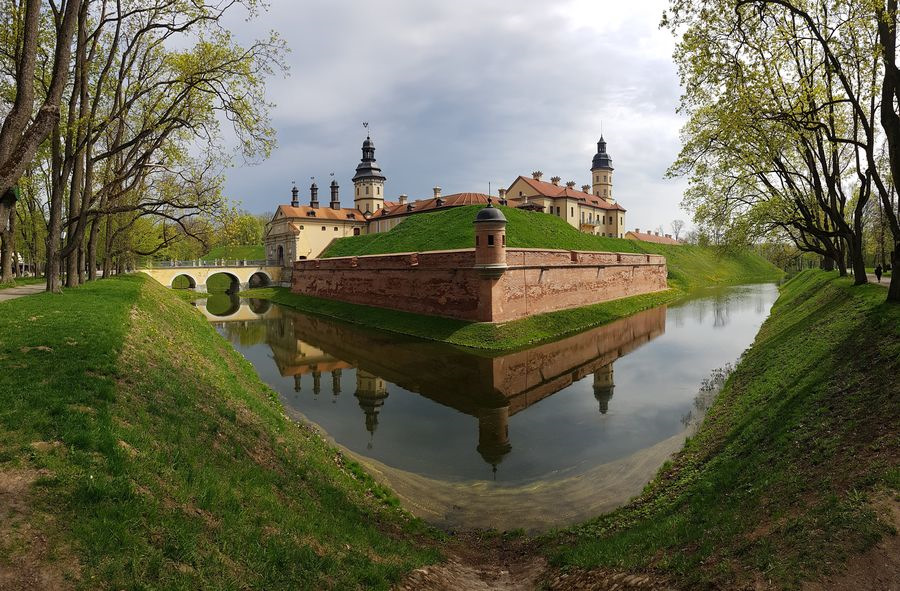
309, 182, 319, 208
581, 184, 591, 193
291, 184, 299, 207
635, 228, 640, 233
551, 176, 561, 186
329, 180, 340, 209
433, 186, 441, 199
665, 234, 672, 239
655, 231, 660, 236
398, 193, 408, 205
565, 181, 576, 188
532, 170, 543, 180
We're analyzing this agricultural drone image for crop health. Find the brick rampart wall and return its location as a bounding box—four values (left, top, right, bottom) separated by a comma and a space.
292, 248, 667, 323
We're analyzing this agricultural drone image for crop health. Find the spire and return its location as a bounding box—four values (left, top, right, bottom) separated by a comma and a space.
591, 135, 614, 171
353, 134, 386, 182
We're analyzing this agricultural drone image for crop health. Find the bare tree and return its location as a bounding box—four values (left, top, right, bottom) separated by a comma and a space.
671, 219, 685, 240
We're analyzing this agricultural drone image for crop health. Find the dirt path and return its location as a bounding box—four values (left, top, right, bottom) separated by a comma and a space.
0, 283, 44, 302
394, 533, 674, 591
867, 273, 890, 286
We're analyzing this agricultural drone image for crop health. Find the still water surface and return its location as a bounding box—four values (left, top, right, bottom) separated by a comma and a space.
197, 283, 778, 530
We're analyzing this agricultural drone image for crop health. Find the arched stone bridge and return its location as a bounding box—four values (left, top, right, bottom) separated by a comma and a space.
141, 261, 286, 293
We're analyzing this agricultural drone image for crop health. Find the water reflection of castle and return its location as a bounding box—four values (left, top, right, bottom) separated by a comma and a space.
227, 303, 665, 475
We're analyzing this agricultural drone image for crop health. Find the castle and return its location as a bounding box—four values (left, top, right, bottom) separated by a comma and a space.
264, 134, 625, 266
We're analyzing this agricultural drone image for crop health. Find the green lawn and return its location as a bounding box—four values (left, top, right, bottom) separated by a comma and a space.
0, 275, 439, 589
0, 276, 45, 289
322, 205, 780, 292
544, 270, 900, 588
200, 244, 265, 261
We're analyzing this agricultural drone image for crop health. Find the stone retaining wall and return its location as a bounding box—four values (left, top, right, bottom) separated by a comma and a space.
292, 248, 667, 323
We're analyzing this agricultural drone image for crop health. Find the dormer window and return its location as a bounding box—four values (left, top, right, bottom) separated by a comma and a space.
346, 213, 355, 219
306, 210, 316, 217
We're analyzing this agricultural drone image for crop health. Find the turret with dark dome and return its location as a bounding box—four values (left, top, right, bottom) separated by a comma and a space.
590, 135, 616, 203
352, 135, 386, 182
352, 134, 387, 214
591, 136, 613, 171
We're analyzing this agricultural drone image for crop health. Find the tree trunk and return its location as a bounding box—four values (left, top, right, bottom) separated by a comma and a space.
0, 223, 12, 284
87, 215, 100, 281
46, 125, 63, 293
822, 255, 835, 271
888, 242, 900, 302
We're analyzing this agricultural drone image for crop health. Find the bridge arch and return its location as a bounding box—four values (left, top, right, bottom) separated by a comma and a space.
172, 274, 197, 289
248, 271, 272, 288
207, 271, 241, 293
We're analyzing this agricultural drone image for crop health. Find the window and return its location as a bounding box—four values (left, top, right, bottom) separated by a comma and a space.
603, 175, 607, 182
366, 186, 369, 194
353, 228, 360, 236
334, 226, 338, 231
356, 187, 359, 196
595, 191, 600, 196
321, 226, 326, 231
556, 206, 561, 216
377, 186, 380, 195
570, 207, 574, 217
299, 225, 304, 230
488, 234, 495, 246
595, 175, 598, 182
502, 235, 506, 246
475, 235, 479, 246
377, 203, 381, 209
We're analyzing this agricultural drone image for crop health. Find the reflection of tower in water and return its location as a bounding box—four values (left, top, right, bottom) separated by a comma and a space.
476, 406, 512, 479
593, 363, 615, 414
332, 369, 342, 403
355, 370, 389, 449
312, 370, 322, 396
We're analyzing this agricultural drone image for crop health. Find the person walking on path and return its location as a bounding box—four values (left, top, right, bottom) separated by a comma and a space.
874, 264, 883, 283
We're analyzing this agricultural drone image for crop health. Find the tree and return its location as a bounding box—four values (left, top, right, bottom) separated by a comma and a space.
671, 219, 685, 240
0, 0, 286, 291
665, 0, 893, 289
0, 0, 81, 234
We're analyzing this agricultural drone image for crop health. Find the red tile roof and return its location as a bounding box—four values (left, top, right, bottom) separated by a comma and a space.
373, 192, 492, 219
625, 231, 681, 245
508, 176, 626, 211
275, 204, 366, 221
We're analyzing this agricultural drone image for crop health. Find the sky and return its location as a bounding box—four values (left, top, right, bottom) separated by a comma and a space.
221, 0, 689, 233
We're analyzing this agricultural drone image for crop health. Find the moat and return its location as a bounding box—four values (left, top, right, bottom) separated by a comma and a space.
197, 283, 779, 531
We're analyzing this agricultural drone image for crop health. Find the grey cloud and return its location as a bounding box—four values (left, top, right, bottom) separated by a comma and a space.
219, 0, 689, 230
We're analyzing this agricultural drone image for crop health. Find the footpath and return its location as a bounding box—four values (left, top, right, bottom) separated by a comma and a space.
0, 283, 44, 303
867, 273, 890, 287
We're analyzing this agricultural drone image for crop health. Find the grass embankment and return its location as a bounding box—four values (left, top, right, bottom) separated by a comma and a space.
241, 206, 780, 351
0, 276, 45, 289
0, 275, 439, 589
545, 270, 900, 588
200, 244, 265, 261
322, 205, 779, 292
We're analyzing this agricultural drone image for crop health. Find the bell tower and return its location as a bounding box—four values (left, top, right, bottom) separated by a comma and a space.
590, 136, 614, 203
352, 134, 386, 215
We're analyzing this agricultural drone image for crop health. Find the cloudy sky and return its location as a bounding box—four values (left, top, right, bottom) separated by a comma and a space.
222, 0, 689, 233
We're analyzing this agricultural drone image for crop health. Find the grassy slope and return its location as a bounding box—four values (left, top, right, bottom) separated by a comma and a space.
0, 276, 45, 289
546, 271, 900, 588
0, 275, 438, 589
200, 244, 265, 261
321, 205, 780, 292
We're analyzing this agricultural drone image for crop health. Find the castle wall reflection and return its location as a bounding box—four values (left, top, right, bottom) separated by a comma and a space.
209, 283, 778, 486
